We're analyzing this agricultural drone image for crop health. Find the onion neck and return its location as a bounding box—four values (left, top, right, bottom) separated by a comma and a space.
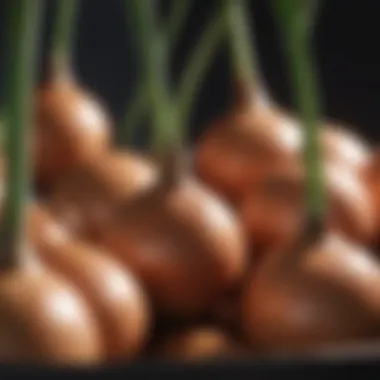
223, 0, 269, 109
233, 79, 272, 114
159, 148, 191, 190
48, 57, 75, 87
1, 0, 42, 269
49, 0, 78, 84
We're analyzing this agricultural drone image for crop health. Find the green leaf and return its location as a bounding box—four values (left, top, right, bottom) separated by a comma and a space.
271, 0, 321, 35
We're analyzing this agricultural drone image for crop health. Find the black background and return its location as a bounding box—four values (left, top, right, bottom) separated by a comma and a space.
0, 0, 379, 144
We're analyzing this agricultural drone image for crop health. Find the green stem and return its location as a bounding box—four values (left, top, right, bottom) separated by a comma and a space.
0, 112, 6, 149
178, 14, 224, 135
272, 0, 325, 222
121, 0, 191, 146
2, 0, 43, 267
121, 91, 146, 145
129, 0, 178, 153
51, 0, 78, 74
222, 0, 262, 91
166, 0, 192, 48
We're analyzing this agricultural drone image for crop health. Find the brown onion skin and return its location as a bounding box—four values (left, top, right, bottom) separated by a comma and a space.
98, 172, 247, 318
0, 250, 103, 364
34, 72, 111, 190
28, 203, 71, 250
239, 161, 375, 255
48, 150, 158, 240
241, 233, 380, 354
152, 326, 246, 361
39, 240, 151, 361
195, 96, 301, 204
213, 289, 244, 333
28, 205, 151, 360
195, 87, 369, 206
365, 149, 380, 248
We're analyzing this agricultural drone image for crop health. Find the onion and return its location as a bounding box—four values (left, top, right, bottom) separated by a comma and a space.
98, 163, 247, 317
34, 0, 111, 191
0, 251, 103, 364
241, 233, 380, 353
48, 150, 158, 240
152, 325, 245, 361
34, 72, 111, 191
239, 161, 375, 255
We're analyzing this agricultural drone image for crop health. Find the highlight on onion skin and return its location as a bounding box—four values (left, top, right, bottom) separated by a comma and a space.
98, 171, 247, 318
239, 161, 375, 255
0, 249, 103, 364
241, 232, 380, 354
33, 73, 112, 191
322, 123, 371, 176
151, 325, 246, 361
325, 162, 375, 244
47, 150, 158, 240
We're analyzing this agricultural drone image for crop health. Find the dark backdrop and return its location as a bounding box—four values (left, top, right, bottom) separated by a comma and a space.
0, 0, 379, 143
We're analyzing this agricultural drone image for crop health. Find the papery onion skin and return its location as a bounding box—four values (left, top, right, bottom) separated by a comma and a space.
195, 97, 302, 205
48, 151, 158, 241
98, 175, 247, 318
152, 326, 246, 361
0, 249, 103, 364
34, 76, 111, 190
241, 233, 380, 354
239, 161, 375, 256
